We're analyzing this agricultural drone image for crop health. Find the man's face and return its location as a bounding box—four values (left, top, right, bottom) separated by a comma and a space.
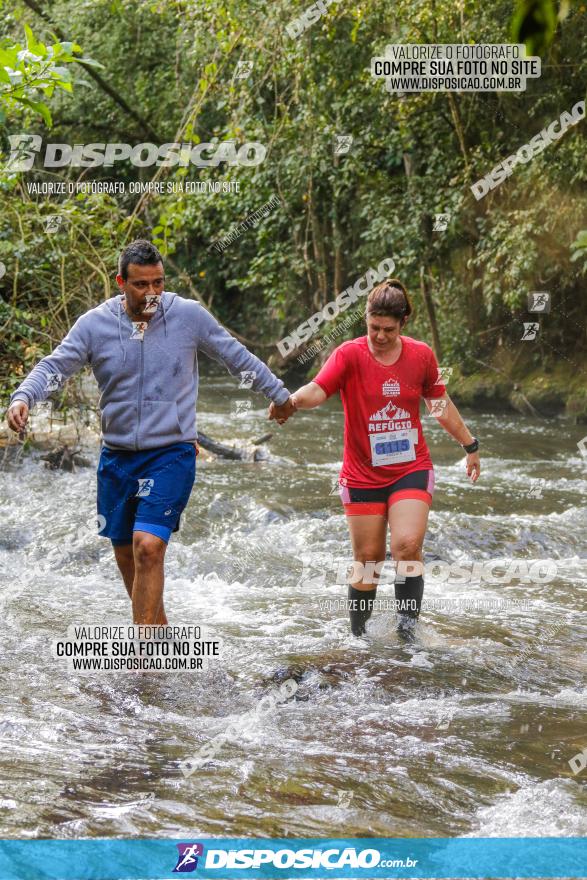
366, 314, 404, 351
116, 262, 165, 318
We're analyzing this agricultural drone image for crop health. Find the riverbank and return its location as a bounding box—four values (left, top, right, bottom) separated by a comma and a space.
289, 351, 587, 422
1, 357, 586, 458
443, 360, 587, 422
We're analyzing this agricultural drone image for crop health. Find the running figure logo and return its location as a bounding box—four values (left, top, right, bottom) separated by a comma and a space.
173, 843, 204, 873
333, 134, 353, 155
142, 294, 161, 314
4, 133, 42, 171
44, 215, 64, 234
435, 366, 453, 385
329, 477, 342, 496
45, 372, 63, 392
239, 370, 256, 389
131, 321, 149, 339
235, 60, 254, 79
526, 478, 546, 498
234, 399, 252, 417
527, 292, 551, 313
426, 399, 448, 418
433, 213, 450, 231
521, 322, 539, 341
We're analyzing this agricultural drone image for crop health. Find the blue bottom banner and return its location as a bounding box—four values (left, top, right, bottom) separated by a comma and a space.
0, 837, 586, 879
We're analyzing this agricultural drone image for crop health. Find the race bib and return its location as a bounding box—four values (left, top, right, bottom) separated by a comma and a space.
369, 429, 416, 466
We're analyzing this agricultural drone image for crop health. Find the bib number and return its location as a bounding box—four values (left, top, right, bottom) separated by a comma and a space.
369, 429, 416, 466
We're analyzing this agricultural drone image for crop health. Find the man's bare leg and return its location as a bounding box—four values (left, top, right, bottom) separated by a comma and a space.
131, 531, 168, 625
113, 540, 168, 624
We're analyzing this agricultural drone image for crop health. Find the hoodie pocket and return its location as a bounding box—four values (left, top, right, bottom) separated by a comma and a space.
101, 399, 137, 446
139, 399, 183, 446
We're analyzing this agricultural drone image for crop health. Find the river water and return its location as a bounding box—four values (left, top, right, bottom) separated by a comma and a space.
1, 372, 586, 841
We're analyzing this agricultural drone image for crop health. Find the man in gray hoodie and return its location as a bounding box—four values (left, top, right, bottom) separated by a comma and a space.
6, 239, 295, 625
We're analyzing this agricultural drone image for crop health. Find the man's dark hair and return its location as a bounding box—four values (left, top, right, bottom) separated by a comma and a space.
118, 239, 163, 280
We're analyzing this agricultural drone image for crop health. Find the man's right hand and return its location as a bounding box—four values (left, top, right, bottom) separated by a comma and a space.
7, 401, 29, 434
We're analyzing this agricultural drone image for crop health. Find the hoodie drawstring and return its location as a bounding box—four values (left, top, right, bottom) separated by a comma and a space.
118, 297, 127, 363
117, 293, 167, 358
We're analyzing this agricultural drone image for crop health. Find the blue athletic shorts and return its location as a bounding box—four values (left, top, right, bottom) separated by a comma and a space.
97, 441, 196, 545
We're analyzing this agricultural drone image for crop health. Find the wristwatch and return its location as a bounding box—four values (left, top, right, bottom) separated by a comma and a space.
462, 437, 479, 454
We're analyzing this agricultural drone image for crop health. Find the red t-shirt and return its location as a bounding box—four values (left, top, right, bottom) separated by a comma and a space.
313, 335, 446, 488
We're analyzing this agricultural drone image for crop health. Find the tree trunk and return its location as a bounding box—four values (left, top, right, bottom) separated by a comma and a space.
419, 265, 442, 361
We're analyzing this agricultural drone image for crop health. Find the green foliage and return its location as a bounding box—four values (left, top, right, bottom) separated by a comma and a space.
0, 190, 129, 403
0, 0, 586, 406
510, 0, 558, 56
570, 229, 587, 272
0, 24, 98, 126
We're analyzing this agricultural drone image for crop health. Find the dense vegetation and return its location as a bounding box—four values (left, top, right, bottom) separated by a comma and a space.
1, 0, 586, 419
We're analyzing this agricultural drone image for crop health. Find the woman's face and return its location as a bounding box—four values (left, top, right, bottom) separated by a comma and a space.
366, 313, 404, 351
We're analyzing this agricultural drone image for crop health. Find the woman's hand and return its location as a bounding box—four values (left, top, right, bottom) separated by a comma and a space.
268, 397, 297, 425
268, 382, 328, 424
466, 452, 481, 483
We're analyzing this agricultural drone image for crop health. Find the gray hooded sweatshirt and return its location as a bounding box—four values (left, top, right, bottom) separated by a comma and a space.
9, 292, 290, 451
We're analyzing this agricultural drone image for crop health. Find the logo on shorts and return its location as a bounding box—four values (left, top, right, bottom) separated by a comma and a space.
173, 843, 204, 873
136, 478, 154, 497
164, 509, 172, 516
382, 379, 400, 396
370, 400, 410, 421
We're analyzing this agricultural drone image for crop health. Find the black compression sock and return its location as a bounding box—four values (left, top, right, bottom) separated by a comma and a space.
394, 574, 424, 619
347, 585, 377, 636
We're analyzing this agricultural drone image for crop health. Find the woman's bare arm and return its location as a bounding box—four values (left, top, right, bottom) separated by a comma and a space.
291, 381, 328, 409
424, 392, 481, 482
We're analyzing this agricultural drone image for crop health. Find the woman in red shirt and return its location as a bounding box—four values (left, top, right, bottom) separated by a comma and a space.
271, 280, 481, 638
